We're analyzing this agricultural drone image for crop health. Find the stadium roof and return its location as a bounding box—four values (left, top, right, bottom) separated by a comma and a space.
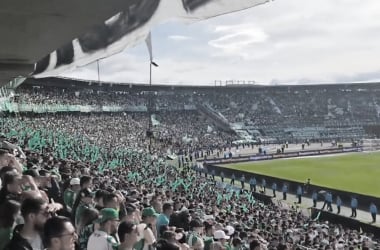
0, 0, 137, 85
22, 76, 380, 92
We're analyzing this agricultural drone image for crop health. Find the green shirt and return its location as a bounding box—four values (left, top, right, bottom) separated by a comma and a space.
75, 204, 89, 226
225, 244, 232, 250
79, 223, 94, 250
203, 236, 214, 250
63, 189, 75, 209
0, 227, 12, 250
187, 232, 203, 249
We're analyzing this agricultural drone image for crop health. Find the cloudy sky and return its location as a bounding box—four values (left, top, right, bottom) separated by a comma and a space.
62, 0, 380, 85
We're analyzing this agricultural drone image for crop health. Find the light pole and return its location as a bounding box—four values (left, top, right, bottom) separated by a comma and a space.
148, 61, 158, 153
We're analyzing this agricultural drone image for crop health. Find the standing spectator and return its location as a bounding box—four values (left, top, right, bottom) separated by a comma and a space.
157, 203, 173, 236
211, 169, 215, 181
87, 208, 120, 250
43, 216, 77, 250
134, 207, 158, 250
0, 200, 21, 250
73, 188, 94, 227
231, 237, 243, 250
203, 221, 214, 250
370, 202, 377, 223
124, 205, 137, 224
304, 178, 311, 194
336, 196, 342, 215
322, 192, 333, 212
282, 184, 288, 200
5, 197, 50, 250
0, 171, 20, 204
261, 178, 266, 193
94, 190, 109, 211
249, 177, 256, 192
230, 174, 235, 186
296, 186, 303, 204
213, 230, 230, 250
80, 176, 93, 190
220, 172, 224, 183
271, 182, 277, 198
118, 221, 139, 250
187, 219, 204, 250
312, 191, 318, 208
77, 207, 100, 250
240, 175, 245, 190
326, 192, 333, 212
351, 197, 358, 218
150, 196, 163, 214
63, 178, 80, 212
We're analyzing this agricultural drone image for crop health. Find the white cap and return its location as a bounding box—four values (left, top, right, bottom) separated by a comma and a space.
225, 225, 235, 236
70, 178, 80, 185
214, 230, 230, 240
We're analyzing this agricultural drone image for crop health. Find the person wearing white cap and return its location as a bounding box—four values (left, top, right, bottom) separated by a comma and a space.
213, 230, 230, 249
224, 226, 234, 237
224, 226, 234, 250
63, 178, 81, 212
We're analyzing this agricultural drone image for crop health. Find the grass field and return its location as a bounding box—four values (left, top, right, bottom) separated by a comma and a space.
220, 152, 380, 197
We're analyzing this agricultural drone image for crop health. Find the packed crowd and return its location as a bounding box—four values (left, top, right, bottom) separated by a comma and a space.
1, 111, 234, 157
13, 87, 147, 106
13, 87, 194, 110
11, 83, 380, 143
0, 109, 379, 250
15, 83, 380, 129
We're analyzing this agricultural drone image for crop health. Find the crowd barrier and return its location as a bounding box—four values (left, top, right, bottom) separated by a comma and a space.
202, 146, 363, 165
0, 101, 198, 113
310, 208, 380, 236
203, 146, 380, 212
0, 102, 148, 113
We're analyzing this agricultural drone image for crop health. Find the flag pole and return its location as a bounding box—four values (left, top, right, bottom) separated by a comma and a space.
145, 32, 159, 154
148, 61, 152, 153
97, 60, 100, 82
149, 61, 152, 86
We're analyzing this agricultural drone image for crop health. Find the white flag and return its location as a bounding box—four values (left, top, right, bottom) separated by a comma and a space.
207, 125, 213, 133
145, 32, 153, 62
33, 0, 271, 78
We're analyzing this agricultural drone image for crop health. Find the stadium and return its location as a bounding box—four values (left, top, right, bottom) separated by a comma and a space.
2, 1, 380, 250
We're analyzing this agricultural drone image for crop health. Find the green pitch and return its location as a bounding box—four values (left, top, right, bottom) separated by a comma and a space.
220, 152, 380, 198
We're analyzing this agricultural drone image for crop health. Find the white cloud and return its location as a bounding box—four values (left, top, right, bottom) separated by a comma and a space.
63, 0, 380, 85
168, 35, 192, 41
208, 23, 268, 58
